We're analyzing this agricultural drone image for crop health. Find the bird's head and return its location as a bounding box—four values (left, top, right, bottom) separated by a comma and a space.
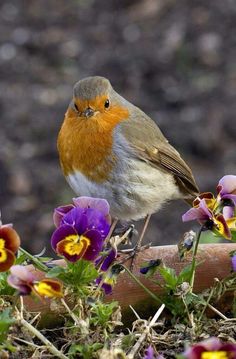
66, 76, 129, 130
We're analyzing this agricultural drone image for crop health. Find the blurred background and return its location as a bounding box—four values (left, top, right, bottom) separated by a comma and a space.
0, 0, 235, 253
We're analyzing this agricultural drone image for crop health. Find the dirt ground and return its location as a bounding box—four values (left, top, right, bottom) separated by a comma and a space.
0, 0, 235, 253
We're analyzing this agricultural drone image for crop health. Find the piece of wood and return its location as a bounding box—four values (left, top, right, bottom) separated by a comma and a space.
22, 243, 236, 325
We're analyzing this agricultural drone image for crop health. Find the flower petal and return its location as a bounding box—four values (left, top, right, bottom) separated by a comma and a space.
182, 199, 212, 223
100, 248, 117, 272
56, 234, 89, 262
34, 279, 63, 298
53, 204, 74, 227
0, 248, 15, 272
85, 208, 110, 239
217, 175, 236, 205
223, 206, 235, 220
51, 224, 77, 252
213, 214, 231, 240
0, 225, 20, 253
62, 207, 88, 234
7, 274, 32, 295
231, 255, 236, 271
73, 197, 110, 217
82, 229, 103, 261
193, 192, 216, 211
9, 265, 35, 282
218, 175, 236, 196
96, 276, 113, 295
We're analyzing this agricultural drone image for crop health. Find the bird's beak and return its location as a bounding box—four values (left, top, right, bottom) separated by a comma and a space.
83, 107, 94, 118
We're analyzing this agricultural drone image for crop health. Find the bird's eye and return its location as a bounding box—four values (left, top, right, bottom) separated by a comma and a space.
104, 99, 110, 108
74, 103, 79, 112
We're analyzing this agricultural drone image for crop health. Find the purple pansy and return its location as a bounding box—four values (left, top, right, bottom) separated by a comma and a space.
96, 264, 123, 295
143, 346, 164, 359
51, 206, 110, 262
7, 265, 63, 298
231, 254, 236, 271
53, 196, 111, 228
7, 264, 35, 295
182, 199, 213, 223
217, 175, 236, 205
95, 248, 118, 294
182, 337, 236, 359
217, 175, 236, 219
140, 259, 162, 275
182, 198, 232, 239
99, 248, 117, 272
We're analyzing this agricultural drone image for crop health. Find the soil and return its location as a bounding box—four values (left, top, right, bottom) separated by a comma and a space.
0, 0, 236, 253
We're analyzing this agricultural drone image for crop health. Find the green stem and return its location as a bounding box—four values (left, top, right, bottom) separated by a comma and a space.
19, 247, 48, 272
122, 265, 162, 304
189, 226, 204, 291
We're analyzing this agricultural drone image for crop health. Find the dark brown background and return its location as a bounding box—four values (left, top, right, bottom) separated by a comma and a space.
0, 0, 235, 254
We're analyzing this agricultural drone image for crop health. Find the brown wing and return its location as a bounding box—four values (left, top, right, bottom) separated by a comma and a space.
120, 106, 199, 198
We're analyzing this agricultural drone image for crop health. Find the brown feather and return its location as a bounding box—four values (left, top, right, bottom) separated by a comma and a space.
120, 106, 199, 199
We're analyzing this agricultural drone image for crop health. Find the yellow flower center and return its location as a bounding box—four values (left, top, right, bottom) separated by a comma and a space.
34, 281, 62, 298
0, 238, 7, 263
64, 234, 90, 255
0, 238, 5, 249
215, 220, 224, 234
201, 351, 229, 359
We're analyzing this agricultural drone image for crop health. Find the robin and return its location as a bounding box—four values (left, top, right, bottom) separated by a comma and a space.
58, 76, 199, 245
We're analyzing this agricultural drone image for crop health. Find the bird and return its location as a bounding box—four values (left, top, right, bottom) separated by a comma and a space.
57, 76, 199, 246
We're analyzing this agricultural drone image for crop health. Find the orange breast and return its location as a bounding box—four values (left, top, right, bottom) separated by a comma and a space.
57, 105, 129, 183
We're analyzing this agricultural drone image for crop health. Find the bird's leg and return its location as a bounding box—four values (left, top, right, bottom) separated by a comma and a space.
130, 214, 152, 270
105, 218, 118, 245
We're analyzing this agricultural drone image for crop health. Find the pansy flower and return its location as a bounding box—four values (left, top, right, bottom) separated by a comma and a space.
95, 247, 118, 294
0, 224, 20, 272
143, 346, 164, 359
231, 252, 236, 272
96, 264, 123, 295
51, 206, 110, 262
182, 198, 232, 239
53, 196, 111, 227
217, 175, 236, 219
182, 337, 236, 359
140, 259, 162, 275
7, 265, 63, 298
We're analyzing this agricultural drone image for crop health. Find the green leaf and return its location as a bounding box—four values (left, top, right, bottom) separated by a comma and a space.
0, 308, 15, 343
177, 264, 193, 285
158, 265, 178, 290
68, 342, 103, 358
90, 301, 118, 328
46, 265, 66, 278
0, 272, 15, 296
47, 260, 98, 291
231, 230, 236, 242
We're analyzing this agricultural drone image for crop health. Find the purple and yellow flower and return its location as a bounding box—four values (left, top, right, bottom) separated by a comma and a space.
0, 224, 20, 272
217, 175, 236, 205
217, 175, 236, 219
140, 259, 162, 275
53, 196, 111, 228
182, 198, 232, 239
51, 206, 110, 262
97, 247, 117, 272
7, 265, 63, 298
95, 246, 118, 294
182, 337, 236, 359
96, 264, 123, 295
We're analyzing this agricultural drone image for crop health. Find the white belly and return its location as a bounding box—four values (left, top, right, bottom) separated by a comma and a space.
67, 158, 182, 221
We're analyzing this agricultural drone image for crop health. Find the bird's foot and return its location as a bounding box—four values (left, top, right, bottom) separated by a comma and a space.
119, 242, 152, 271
